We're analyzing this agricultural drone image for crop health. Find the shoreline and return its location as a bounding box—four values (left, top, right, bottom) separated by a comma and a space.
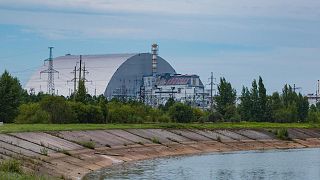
80, 139, 320, 179
83, 146, 320, 179
0, 128, 319, 179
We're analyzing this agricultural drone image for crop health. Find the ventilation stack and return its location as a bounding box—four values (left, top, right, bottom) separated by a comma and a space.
151, 43, 158, 76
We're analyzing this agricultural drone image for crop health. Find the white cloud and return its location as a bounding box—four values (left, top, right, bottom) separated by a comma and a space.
1, 0, 320, 19
0, 1, 320, 49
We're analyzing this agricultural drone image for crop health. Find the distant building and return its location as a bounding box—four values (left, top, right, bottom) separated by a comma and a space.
143, 73, 208, 108
25, 53, 176, 98
25, 44, 211, 108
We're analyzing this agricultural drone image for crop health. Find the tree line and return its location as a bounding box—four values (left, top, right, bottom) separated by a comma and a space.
213, 76, 314, 123
0, 70, 319, 124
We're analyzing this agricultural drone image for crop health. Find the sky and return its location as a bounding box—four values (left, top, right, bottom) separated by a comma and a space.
1, 0, 320, 95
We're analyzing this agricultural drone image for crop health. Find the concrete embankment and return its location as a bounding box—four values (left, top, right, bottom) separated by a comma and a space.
0, 128, 320, 179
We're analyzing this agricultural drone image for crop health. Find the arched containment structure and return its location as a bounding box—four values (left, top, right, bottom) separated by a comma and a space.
25, 53, 176, 98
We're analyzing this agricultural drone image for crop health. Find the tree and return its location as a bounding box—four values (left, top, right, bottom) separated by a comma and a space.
214, 77, 237, 120
162, 97, 175, 111
97, 95, 108, 123
257, 76, 271, 121
0, 71, 23, 123
75, 79, 87, 103
250, 79, 259, 121
15, 103, 50, 124
40, 96, 76, 124
168, 103, 194, 123
297, 93, 309, 122
239, 86, 251, 121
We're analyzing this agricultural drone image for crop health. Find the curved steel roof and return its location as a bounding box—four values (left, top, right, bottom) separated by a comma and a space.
25, 53, 137, 96
25, 53, 176, 97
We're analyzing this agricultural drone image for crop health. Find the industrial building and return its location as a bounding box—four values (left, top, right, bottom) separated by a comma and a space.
25, 45, 209, 108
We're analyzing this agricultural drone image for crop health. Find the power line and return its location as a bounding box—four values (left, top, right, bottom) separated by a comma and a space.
40, 47, 59, 95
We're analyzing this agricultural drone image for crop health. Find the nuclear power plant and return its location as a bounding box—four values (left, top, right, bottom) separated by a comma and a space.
25, 44, 210, 108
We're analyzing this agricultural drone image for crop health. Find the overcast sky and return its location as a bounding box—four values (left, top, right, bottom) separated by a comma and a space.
1, 0, 320, 94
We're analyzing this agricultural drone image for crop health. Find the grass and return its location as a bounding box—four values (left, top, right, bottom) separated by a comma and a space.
0, 159, 22, 174
58, 149, 71, 156
78, 141, 95, 149
275, 128, 291, 140
151, 137, 161, 144
0, 159, 49, 180
40, 148, 48, 156
0, 122, 319, 133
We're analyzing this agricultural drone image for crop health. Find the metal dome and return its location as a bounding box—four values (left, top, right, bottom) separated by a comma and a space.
25, 53, 176, 98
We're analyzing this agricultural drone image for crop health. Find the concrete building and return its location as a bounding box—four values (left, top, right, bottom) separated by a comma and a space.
143, 74, 207, 107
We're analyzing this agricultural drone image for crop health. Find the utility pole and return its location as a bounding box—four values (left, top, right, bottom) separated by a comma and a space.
78, 55, 82, 88
293, 84, 302, 93
67, 66, 77, 99
210, 72, 214, 110
40, 47, 59, 95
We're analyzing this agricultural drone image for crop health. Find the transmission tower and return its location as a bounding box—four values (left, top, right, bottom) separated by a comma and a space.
208, 72, 216, 110
67, 65, 77, 96
40, 47, 59, 95
68, 55, 92, 94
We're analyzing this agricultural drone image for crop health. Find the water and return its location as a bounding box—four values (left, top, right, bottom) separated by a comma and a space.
85, 148, 320, 180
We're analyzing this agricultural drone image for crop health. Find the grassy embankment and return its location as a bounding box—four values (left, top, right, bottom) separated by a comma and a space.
0, 122, 319, 133
0, 159, 49, 180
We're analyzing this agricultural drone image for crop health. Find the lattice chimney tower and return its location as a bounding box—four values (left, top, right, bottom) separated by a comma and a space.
151, 43, 158, 76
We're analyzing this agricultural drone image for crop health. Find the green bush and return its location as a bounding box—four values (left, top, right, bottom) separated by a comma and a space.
40, 96, 76, 124
15, 103, 50, 124
168, 103, 194, 123
68, 102, 104, 123
208, 111, 223, 122
192, 108, 205, 122
78, 141, 95, 149
107, 101, 151, 123
0, 159, 22, 174
275, 128, 291, 140
274, 105, 298, 123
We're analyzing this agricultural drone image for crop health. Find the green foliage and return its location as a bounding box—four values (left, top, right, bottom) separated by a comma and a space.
239, 87, 251, 121
0, 71, 23, 123
15, 103, 50, 124
273, 103, 298, 123
239, 78, 310, 123
214, 77, 237, 120
161, 98, 175, 111
275, 128, 291, 140
0, 159, 22, 174
40, 147, 48, 156
208, 111, 223, 122
307, 105, 320, 123
192, 108, 205, 122
68, 101, 104, 123
151, 137, 161, 144
40, 96, 76, 124
75, 79, 87, 103
168, 103, 194, 123
107, 101, 145, 123
78, 141, 95, 149
0, 159, 49, 180
296, 94, 309, 122
58, 149, 71, 156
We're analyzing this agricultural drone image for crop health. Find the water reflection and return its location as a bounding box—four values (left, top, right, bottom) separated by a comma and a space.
84, 148, 320, 180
